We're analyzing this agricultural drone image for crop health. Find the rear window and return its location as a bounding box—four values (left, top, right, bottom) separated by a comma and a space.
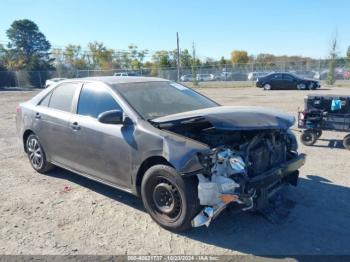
49, 83, 80, 112
39, 92, 52, 107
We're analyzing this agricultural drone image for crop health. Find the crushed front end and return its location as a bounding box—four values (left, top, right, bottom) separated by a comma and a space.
191, 130, 305, 227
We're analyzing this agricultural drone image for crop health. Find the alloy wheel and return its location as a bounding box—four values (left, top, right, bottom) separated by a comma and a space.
27, 137, 43, 169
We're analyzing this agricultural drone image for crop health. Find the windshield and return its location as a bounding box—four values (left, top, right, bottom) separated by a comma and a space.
112, 81, 218, 120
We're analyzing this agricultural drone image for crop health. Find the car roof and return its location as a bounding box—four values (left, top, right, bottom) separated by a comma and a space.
60, 76, 168, 85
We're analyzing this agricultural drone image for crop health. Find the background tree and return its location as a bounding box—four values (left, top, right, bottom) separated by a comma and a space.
0, 44, 25, 70
6, 19, 53, 70
180, 49, 192, 68
219, 56, 227, 69
326, 35, 338, 85
230, 50, 249, 64
151, 50, 172, 76
127, 44, 148, 70
64, 44, 88, 70
88, 41, 113, 70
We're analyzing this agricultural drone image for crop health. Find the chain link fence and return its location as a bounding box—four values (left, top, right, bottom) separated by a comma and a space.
1, 60, 349, 88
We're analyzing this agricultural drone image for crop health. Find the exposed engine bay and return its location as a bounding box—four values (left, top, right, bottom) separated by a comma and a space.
156, 120, 304, 227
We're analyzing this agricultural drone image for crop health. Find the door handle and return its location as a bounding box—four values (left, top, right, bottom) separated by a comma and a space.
35, 112, 41, 119
70, 121, 80, 130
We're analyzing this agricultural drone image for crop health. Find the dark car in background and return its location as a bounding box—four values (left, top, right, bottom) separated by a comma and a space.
256, 72, 320, 90
16, 76, 305, 231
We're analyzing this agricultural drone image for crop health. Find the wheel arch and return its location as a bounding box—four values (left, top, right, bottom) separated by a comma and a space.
23, 129, 35, 153
135, 156, 174, 197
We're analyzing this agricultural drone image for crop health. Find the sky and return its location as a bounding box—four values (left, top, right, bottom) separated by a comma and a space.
1, 0, 350, 60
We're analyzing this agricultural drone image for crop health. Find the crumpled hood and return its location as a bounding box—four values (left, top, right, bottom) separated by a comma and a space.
152, 106, 295, 131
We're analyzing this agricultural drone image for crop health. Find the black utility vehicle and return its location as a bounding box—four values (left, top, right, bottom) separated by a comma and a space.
256, 73, 320, 90
298, 94, 350, 149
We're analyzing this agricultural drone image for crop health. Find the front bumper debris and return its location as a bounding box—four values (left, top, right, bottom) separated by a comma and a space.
191, 153, 306, 228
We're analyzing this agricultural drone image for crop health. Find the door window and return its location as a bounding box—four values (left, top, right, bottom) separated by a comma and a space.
283, 74, 295, 81
77, 83, 122, 118
49, 83, 80, 112
272, 74, 282, 80
39, 92, 52, 107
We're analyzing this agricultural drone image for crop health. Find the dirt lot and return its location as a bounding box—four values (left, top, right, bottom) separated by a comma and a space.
1, 86, 350, 256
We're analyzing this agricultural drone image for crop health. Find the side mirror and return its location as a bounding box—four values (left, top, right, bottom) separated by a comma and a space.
97, 110, 123, 125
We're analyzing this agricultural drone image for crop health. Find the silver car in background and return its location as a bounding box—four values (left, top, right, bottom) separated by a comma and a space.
16, 76, 305, 231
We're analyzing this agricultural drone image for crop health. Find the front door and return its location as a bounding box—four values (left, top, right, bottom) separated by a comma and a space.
282, 74, 297, 89
69, 82, 133, 188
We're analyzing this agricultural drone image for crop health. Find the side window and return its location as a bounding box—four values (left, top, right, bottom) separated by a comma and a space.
39, 92, 52, 107
77, 83, 122, 118
49, 83, 80, 112
272, 74, 282, 80
283, 74, 294, 81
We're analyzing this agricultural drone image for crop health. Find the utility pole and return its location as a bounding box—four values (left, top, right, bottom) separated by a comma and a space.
176, 32, 180, 82
192, 41, 196, 62
192, 41, 198, 86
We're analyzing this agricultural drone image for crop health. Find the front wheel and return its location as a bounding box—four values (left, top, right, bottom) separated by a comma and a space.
300, 130, 317, 146
343, 134, 350, 150
141, 165, 200, 232
308, 82, 316, 90
26, 134, 54, 173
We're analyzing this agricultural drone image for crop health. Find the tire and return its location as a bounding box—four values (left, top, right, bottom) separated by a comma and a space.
297, 83, 306, 90
263, 83, 272, 90
308, 82, 316, 90
26, 134, 54, 174
343, 134, 350, 150
141, 164, 200, 232
300, 130, 317, 146
315, 130, 322, 138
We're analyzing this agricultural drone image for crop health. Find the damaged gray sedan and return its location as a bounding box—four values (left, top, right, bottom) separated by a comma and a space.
16, 77, 305, 232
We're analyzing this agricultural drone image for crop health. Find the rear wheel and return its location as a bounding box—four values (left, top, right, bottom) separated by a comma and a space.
300, 130, 317, 146
343, 134, 350, 150
263, 83, 272, 90
26, 134, 54, 173
141, 165, 200, 232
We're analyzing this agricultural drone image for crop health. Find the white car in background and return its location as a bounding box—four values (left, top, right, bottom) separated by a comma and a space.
180, 74, 194, 82
196, 74, 215, 81
44, 78, 67, 88
113, 72, 137, 76
247, 72, 270, 81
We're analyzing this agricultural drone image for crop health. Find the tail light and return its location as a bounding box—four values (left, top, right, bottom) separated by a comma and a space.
299, 111, 306, 120
16, 105, 21, 113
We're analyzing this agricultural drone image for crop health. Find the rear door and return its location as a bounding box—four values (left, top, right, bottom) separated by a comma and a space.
69, 82, 133, 188
34, 82, 81, 166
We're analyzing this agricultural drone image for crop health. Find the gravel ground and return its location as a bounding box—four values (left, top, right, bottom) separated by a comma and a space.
0, 87, 350, 256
